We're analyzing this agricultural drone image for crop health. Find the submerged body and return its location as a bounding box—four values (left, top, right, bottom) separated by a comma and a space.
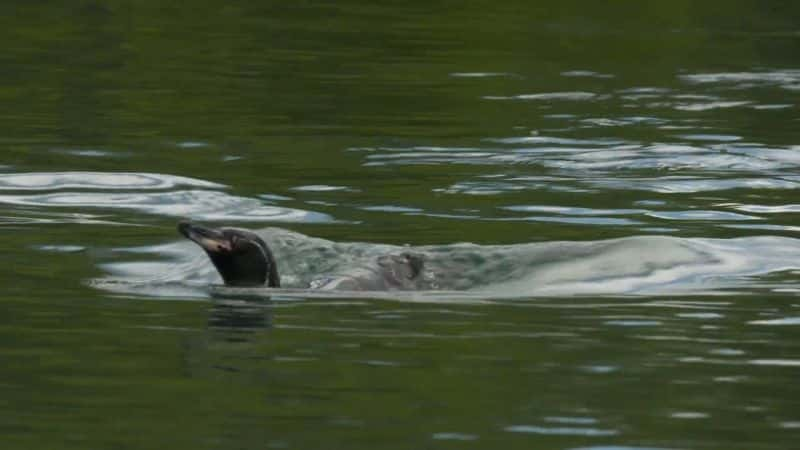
89, 224, 800, 298
178, 221, 425, 290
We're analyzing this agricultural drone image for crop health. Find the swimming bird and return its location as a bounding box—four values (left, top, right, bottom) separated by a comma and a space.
178, 221, 280, 287
178, 221, 426, 290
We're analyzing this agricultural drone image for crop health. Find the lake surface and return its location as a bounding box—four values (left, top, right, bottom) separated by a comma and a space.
2, 2, 800, 449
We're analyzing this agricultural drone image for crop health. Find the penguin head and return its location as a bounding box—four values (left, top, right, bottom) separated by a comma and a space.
178, 221, 280, 287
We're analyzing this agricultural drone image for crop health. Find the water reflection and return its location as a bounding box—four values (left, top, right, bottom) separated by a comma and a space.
208, 298, 272, 332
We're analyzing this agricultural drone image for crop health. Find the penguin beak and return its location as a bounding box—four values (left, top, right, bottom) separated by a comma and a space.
178, 221, 232, 253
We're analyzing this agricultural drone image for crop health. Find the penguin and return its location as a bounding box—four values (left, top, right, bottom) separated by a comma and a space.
178, 221, 280, 287
178, 221, 425, 290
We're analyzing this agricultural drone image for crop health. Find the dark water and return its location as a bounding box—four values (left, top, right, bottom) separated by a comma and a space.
3, 2, 800, 449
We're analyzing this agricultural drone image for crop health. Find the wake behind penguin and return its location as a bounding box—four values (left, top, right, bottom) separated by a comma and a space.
92, 222, 800, 299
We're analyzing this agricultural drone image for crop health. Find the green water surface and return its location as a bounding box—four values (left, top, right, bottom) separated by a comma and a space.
2, 2, 800, 449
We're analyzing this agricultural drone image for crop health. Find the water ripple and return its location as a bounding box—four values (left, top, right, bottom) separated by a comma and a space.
450, 72, 516, 78
291, 185, 358, 193
561, 70, 615, 79
749, 317, 800, 326
644, 210, 759, 221
358, 138, 800, 202
488, 136, 627, 146
0, 171, 222, 191
674, 101, 751, 111
504, 424, 618, 436
0, 171, 334, 223
503, 206, 646, 216
669, 411, 710, 419
431, 432, 478, 441
731, 204, 800, 214
484, 91, 599, 101
680, 69, 800, 90
569, 447, 676, 450
588, 177, 798, 193
0, 190, 331, 222
544, 416, 598, 425
748, 359, 800, 367
50, 148, 128, 158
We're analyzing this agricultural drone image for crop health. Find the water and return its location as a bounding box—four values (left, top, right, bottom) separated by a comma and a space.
2, 2, 800, 449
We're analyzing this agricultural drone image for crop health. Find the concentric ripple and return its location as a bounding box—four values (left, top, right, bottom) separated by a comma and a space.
0, 172, 222, 191
0, 171, 332, 223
